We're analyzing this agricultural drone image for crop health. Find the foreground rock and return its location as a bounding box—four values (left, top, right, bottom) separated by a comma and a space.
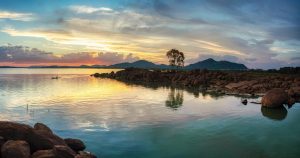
1, 140, 30, 158
65, 138, 86, 152
261, 88, 289, 108
0, 121, 97, 158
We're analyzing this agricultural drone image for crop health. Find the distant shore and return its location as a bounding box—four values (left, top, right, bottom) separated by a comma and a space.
92, 68, 300, 101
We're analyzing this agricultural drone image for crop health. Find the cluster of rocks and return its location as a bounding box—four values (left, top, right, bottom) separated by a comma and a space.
0, 121, 96, 158
92, 68, 300, 105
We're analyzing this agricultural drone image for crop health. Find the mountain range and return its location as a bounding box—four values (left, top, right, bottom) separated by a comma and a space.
107, 58, 248, 70
0, 58, 248, 70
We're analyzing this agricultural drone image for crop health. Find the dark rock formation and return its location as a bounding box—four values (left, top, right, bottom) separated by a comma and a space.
1, 140, 30, 158
0, 121, 96, 158
261, 88, 288, 108
65, 138, 86, 152
92, 68, 300, 97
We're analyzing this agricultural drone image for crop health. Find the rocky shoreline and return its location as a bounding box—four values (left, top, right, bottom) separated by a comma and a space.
92, 68, 300, 107
0, 121, 96, 158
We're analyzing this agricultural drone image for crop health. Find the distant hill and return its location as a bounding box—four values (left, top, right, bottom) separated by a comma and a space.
0, 58, 248, 70
108, 60, 169, 69
185, 58, 248, 70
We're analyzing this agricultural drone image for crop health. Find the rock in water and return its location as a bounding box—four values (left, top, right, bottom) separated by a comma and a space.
261, 88, 288, 108
29, 130, 67, 151
64, 138, 86, 152
53, 145, 76, 158
1, 140, 30, 158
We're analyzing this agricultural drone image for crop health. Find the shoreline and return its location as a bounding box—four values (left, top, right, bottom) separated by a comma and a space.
92, 68, 300, 104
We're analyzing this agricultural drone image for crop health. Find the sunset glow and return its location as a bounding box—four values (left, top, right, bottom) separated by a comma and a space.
0, 0, 299, 68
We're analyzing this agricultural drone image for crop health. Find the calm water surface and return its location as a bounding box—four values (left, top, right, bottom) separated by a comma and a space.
0, 68, 299, 158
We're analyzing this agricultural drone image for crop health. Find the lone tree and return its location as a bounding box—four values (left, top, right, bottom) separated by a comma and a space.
166, 49, 185, 68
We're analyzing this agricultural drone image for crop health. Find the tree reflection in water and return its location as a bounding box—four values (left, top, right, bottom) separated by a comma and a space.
165, 88, 184, 110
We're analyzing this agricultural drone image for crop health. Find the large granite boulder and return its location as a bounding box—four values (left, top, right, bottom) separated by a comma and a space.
1, 140, 30, 158
65, 138, 86, 152
261, 88, 288, 108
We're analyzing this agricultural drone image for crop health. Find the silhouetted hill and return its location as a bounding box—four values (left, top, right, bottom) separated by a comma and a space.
186, 58, 248, 70
108, 60, 169, 69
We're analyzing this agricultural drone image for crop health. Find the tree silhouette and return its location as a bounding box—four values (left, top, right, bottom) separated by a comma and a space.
166, 49, 185, 68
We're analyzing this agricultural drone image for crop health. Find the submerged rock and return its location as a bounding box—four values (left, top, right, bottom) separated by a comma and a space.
261, 88, 288, 108
65, 138, 86, 152
1, 140, 30, 158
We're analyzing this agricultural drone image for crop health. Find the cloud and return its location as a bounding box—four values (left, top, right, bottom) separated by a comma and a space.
0, 1, 299, 69
0, 10, 34, 21
0, 45, 139, 66
69, 5, 114, 14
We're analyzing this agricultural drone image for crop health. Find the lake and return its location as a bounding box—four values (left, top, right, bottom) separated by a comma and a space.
0, 68, 299, 158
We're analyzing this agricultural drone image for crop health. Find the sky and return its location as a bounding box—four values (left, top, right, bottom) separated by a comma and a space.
0, 0, 299, 68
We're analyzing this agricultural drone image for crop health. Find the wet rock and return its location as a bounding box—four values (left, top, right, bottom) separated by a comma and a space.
75, 151, 97, 158
1, 140, 30, 158
34, 123, 53, 134
31, 150, 56, 158
29, 129, 67, 151
53, 145, 76, 158
261, 88, 288, 108
64, 138, 86, 152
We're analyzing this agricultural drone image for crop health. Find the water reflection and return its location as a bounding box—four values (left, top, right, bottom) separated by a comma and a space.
261, 106, 288, 121
165, 88, 184, 110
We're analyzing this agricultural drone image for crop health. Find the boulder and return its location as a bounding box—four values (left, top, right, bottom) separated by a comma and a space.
0, 136, 5, 147
53, 145, 76, 158
1, 140, 30, 158
34, 123, 53, 133
31, 150, 56, 158
0, 121, 34, 141
29, 130, 67, 151
64, 138, 86, 152
261, 88, 288, 108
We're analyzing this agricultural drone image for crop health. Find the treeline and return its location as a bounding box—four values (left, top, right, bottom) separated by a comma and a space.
250, 67, 300, 74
